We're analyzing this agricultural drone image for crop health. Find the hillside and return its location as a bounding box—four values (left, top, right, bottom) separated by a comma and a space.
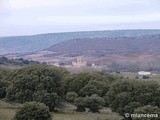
0, 57, 40, 68
47, 34, 160, 56
1, 29, 160, 55
5, 34, 160, 72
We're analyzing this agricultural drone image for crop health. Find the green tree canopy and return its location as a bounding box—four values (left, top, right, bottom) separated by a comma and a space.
0, 68, 11, 98
85, 94, 105, 113
6, 64, 69, 111
74, 97, 86, 112
66, 92, 78, 102
79, 80, 109, 97
14, 102, 52, 120
64, 71, 117, 96
107, 79, 160, 116
133, 105, 160, 120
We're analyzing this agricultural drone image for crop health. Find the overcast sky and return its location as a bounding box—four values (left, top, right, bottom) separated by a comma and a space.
0, 0, 160, 36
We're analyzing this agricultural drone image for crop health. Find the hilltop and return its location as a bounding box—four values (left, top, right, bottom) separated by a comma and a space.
1, 29, 160, 55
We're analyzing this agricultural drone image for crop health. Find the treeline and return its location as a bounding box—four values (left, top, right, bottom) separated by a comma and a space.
0, 57, 41, 66
0, 64, 160, 120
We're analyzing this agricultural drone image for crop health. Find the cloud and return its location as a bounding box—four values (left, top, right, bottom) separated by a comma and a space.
38, 14, 160, 25
6, 0, 160, 17
0, 0, 4, 10
8, 0, 77, 9
7, 0, 152, 9
0, 0, 160, 36
0, 0, 10, 22
4, 13, 160, 26
1, 0, 160, 25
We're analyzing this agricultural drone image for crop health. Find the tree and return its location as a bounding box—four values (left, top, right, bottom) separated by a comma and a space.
66, 92, 78, 102
78, 80, 109, 97
74, 97, 86, 112
0, 68, 12, 99
14, 102, 52, 120
123, 102, 141, 115
0, 87, 6, 98
6, 64, 69, 111
103, 94, 110, 107
64, 71, 114, 95
107, 79, 160, 116
85, 94, 105, 113
64, 72, 92, 94
0, 80, 9, 98
33, 91, 61, 111
133, 105, 160, 120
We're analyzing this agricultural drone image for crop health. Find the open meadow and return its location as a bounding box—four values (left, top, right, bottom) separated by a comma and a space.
0, 100, 122, 120
120, 72, 160, 84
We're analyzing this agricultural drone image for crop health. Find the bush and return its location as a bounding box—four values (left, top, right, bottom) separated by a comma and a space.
134, 105, 160, 120
85, 94, 105, 113
78, 80, 109, 97
14, 102, 52, 120
0, 88, 6, 98
33, 92, 61, 111
0, 68, 11, 99
103, 95, 110, 107
123, 102, 141, 115
66, 92, 78, 102
74, 97, 86, 112
143, 75, 150, 79
0, 80, 9, 99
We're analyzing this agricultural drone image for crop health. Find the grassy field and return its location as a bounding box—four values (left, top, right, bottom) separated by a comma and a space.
120, 72, 160, 84
53, 113, 122, 120
0, 100, 122, 120
0, 100, 21, 120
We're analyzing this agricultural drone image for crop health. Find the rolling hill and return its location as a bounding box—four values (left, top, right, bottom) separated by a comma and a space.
46, 34, 160, 56
5, 33, 160, 72
1, 29, 160, 55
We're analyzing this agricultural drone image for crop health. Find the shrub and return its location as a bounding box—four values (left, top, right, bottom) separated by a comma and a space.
33, 92, 61, 111
143, 75, 150, 79
85, 94, 105, 113
133, 105, 160, 120
66, 92, 78, 102
74, 97, 86, 112
0, 88, 6, 98
14, 102, 52, 120
0, 80, 9, 99
103, 95, 109, 107
78, 80, 109, 97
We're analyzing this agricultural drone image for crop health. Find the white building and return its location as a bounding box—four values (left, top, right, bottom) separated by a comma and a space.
138, 71, 151, 76
91, 63, 96, 67
53, 63, 60, 67
72, 57, 87, 67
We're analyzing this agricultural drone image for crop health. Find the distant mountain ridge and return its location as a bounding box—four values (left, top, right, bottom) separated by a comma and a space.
1, 29, 160, 55
46, 34, 160, 56
4, 33, 160, 71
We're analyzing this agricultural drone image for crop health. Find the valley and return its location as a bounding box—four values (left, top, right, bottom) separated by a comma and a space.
2, 31, 160, 72
1, 30, 160, 120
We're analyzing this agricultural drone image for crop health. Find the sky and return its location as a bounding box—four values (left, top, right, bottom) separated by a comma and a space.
0, 0, 160, 36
